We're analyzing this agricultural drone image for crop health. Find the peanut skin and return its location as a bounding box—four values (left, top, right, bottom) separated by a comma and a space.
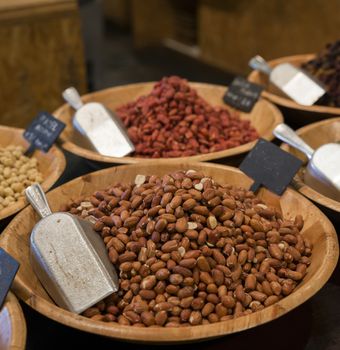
75, 170, 310, 327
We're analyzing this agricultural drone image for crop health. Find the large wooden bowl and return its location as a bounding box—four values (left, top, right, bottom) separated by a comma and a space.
281, 117, 340, 213
0, 162, 338, 343
0, 292, 26, 350
0, 125, 66, 220
248, 54, 340, 117
53, 82, 283, 164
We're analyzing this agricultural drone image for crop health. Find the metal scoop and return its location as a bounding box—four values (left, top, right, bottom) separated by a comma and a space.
25, 184, 119, 314
249, 55, 326, 106
274, 123, 340, 201
62, 87, 135, 157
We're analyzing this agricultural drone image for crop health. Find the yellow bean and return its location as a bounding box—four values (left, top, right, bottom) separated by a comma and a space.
0, 145, 42, 206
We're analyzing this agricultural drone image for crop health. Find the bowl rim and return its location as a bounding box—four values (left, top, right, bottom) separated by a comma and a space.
0, 292, 27, 350
1, 162, 338, 343
248, 53, 340, 115
53, 81, 283, 164
0, 125, 66, 220
281, 117, 340, 212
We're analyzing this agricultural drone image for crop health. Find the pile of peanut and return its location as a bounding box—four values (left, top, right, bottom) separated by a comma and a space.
0, 145, 43, 210
67, 170, 312, 327
116, 76, 258, 158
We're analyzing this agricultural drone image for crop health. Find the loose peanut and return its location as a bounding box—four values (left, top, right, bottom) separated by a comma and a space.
75, 170, 311, 327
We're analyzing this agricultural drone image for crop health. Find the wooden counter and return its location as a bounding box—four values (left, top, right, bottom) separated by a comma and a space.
129, 0, 340, 74
0, 0, 86, 128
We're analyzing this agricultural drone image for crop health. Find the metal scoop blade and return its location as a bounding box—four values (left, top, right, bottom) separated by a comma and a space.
26, 184, 118, 314
62, 87, 135, 157
249, 55, 326, 106
274, 123, 340, 201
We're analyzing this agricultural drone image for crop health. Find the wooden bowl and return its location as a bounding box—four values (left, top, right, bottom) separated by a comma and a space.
53, 82, 283, 164
0, 125, 66, 220
281, 117, 340, 213
248, 54, 340, 117
0, 162, 338, 343
0, 292, 27, 350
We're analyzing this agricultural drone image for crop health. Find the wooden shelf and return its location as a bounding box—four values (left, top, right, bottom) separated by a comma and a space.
0, 0, 86, 128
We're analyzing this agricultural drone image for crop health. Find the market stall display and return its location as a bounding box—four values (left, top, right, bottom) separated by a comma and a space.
248, 54, 340, 119
53, 80, 283, 164
0, 162, 337, 343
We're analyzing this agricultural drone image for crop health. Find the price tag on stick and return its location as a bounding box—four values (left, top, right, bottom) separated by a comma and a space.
223, 76, 264, 112
24, 112, 66, 154
0, 248, 19, 309
239, 139, 303, 195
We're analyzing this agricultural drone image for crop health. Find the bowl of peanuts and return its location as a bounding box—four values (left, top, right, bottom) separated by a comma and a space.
0, 292, 26, 350
0, 125, 66, 220
53, 76, 283, 164
0, 162, 337, 343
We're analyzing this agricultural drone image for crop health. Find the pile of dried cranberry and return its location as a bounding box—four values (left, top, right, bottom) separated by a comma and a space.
116, 76, 258, 158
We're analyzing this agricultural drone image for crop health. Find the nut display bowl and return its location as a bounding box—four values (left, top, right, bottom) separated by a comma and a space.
0, 292, 27, 350
281, 117, 340, 213
0, 125, 66, 220
53, 82, 283, 164
0, 162, 338, 343
248, 54, 340, 118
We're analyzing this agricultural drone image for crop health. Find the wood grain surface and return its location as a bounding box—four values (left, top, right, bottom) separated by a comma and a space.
0, 0, 86, 128
0, 0, 76, 21
0, 292, 26, 350
53, 82, 283, 164
280, 117, 340, 213
199, 0, 340, 74
0, 162, 338, 343
0, 125, 66, 220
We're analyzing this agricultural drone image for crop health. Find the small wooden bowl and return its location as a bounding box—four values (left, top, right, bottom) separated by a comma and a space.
53, 82, 283, 164
281, 117, 340, 213
0, 125, 66, 220
0, 162, 338, 343
248, 54, 340, 117
0, 292, 27, 350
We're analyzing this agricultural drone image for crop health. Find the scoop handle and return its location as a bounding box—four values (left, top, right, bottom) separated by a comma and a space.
62, 87, 84, 110
249, 55, 272, 75
25, 184, 52, 218
273, 123, 314, 160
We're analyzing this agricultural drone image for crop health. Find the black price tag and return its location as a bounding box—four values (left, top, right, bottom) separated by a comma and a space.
0, 248, 19, 309
223, 76, 264, 112
24, 112, 66, 153
239, 139, 303, 195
